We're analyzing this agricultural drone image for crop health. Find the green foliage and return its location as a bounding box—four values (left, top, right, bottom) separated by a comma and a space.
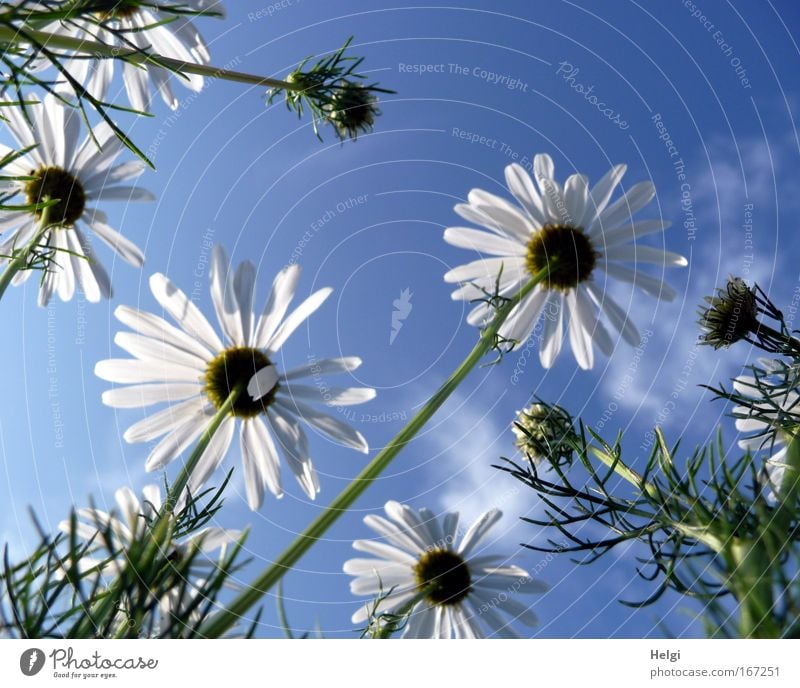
0, 475, 257, 639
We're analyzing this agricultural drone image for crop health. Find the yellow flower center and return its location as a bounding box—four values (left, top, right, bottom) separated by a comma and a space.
413, 549, 472, 606
204, 347, 278, 418
526, 223, 598, 291
93, 1, 139, 20
24, 166, 85, 227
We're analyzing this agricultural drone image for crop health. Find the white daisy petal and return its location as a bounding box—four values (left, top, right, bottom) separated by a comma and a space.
141, 484, 162, 515
145, 407, 213, 472
443, 227, 526, 256
601, 220, 672, 247
576, 285, 614, 357
601, 262, 677, 301
149, 273, 224, 351
458, 508, 502, 558
581, 163, 627, 227
123, 396, 209, 443
594, 181, 656, 232
114, 332, 208, 369
186, 415, 236, 495
563, 174, 589, 225
82, 161, 147, 193
352, 590, 418, 625
474, 570, 550, 593
404, 603, 438, 639
90, 186, 156, 202
234, 260, 257, 346
352, 539, 419, 565
53, 229, 76, 302
361, 515, 429, 555
278, 383, 376, 407
114, 305, 214, 362
444, 257, 525, 285
385, 501, 437, 549
67, 228, 105, 302
585, 281, 640, 346
38, 261, 58, 308
245, 417, 284, 499
189, 527, 242, 552
533, 153, 555, 183
491, 591, 540, 627
122, 61, 151, 113
603, 244, 688, 267
267, 407, 318, 499
101, 383, 203, 409
466, 590, 519, 638
73, 122, 122, 174
209, 245, 243, 345
539, 292, 564, 368
87, 218, 145, 268
453, 604, 487, 639
504, 163, 546, 224
265, 287, 333, 355
240, 421, 267, 509
566, 289, 594, 370
254, 264, 301, 348
275, 398, 369, 453
349, 566, 415, 594
472, 202, 534, 244
436, 606, 452, 639
538, 177, 565, 220
282, 356, 362, 381
498, 287, 548, 345
95, 359, 202, 384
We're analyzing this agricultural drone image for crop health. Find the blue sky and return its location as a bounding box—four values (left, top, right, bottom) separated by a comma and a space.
2, 0, 800, 638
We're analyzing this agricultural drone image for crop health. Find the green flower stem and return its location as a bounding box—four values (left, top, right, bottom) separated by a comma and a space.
0, 199, 53, 302
70, 385, 243, 638
0, 26, 296, 90
777, 432, 800, 511
199, 268, 550, 638
163, 383, 245, 513
369, 588, 430, 639
588, 444, 659, 501
755, 322, 800, 357
724, 539, 780, 638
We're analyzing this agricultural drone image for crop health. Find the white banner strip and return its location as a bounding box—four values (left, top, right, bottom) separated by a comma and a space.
1, 639, 797, 687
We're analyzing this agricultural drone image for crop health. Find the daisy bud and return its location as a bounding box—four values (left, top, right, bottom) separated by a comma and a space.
698, 277, 759, 349
325, 82, 379, 141
698, 277, 800, 355
513, 403, 574, 466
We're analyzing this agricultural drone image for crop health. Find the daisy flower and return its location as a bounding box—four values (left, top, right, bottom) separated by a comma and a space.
59, 483, 241, 579
60, 483, 242, 637
344, 501, 548, 638
733, 360, 800, 499
0, 94, 153, 305
95, 245, 376, 510
37, 0, 223, 112
443, 154, 687, 369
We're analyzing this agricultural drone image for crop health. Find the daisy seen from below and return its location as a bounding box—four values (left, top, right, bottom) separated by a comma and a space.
344, 501, 548, 638
0, 94, 153, 305
35, 0, 223, 112
443, 153, 687, 369
732, 360, 800, 499
59, 483, 241, 579
95, 245, 376, 510
60, 483, 242, 636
